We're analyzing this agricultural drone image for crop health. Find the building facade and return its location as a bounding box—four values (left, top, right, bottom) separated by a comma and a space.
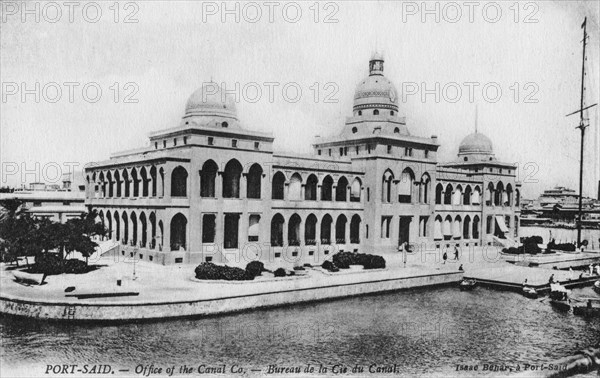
84, 55, 521, 266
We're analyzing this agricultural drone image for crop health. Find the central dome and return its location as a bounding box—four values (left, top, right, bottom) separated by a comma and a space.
184, 83, 238, 120
459, 132, 493, 155
353, 54, 399, 113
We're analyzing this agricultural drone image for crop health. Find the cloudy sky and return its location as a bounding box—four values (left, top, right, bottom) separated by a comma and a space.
1, 0, 599, 199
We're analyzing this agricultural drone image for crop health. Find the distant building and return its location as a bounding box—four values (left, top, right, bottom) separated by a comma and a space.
0, 171, 86, 223
85, 54, 521, 265
521, 186, 600, 227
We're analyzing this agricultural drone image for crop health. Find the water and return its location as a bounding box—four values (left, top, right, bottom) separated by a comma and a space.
1, 286, 599, 377
520, 226, 600, 248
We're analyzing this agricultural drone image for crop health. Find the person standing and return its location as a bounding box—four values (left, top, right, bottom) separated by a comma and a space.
454, 245, 460, 260
443, 251, 448, 264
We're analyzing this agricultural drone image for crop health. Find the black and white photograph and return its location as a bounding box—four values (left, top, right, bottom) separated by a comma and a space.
0, 1, 599, 377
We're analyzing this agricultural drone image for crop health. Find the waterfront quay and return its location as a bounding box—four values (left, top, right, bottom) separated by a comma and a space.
1, 245, 599, 322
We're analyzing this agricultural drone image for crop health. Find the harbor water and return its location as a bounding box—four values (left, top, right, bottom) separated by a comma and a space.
1, 285, 599, 377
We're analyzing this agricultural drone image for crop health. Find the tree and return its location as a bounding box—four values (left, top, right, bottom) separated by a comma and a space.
63, 211, 106, 263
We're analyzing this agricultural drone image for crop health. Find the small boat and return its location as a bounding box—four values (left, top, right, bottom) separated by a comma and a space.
12, 270, 45, 285
573, 298, 600, 317
522, 286, 538, 299
459, 279, 477, 291
593, 281, 600, 295
549, 283, 571, 311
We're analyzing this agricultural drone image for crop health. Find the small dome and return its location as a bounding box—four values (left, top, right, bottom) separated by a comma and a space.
184, 83, 237, 120
458, 132, 493, 155
353, 55, 399, 113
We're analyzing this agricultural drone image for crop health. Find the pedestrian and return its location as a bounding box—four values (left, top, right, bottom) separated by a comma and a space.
590, 264, 594, 276
569, 267, 574, 280
523, 278, 528, 287
549, 274, 555, 284
454, 245, 460, 260
458, 264, 463, 271
443, 251, 448, 264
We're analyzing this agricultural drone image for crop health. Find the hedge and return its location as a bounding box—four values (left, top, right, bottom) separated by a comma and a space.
194, 262, 253, 281
245, 261, 265, 278
547, 241, 576, 252
29, 253, 90, 275
331, 252, 386, 270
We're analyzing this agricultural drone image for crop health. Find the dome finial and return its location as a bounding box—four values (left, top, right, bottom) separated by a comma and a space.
369, 51, 384, 76
474, 104, 478, 133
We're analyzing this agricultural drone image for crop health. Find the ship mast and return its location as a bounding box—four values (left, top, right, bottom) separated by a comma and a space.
566, 17, 597, 246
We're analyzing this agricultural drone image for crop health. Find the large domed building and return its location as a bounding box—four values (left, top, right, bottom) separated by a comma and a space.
85, 53, 520, 267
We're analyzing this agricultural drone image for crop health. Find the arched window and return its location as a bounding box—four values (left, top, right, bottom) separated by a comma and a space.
486, 183, 494, 206
336, 176, 348, 201
272, 171, 285, 200
350, 214, 361, 244
394, 127, 400, 133
305, 174, 318, 201
373, 109, 379, 115
139, 212, 147, 247
472, 186, 481, 205
463, 216, 471, 239
130, 212, 138, 246
113, 211, 120, 241
453, 185, 462, 205
150, 166, 157, 197
434, 216, 443, 240
121, 211, 128, 244
140, 167, 149, 197
305, 214, 317, 245
352, 127, 358, 134
321, 175, 333, 201
270, 214, 285, 247
398, 168, 414, 203
463, 186, 472, 205
149, 212, 157, 249
515, 189, 521, 206
123, 170, 130, 197
288, 173, 302, 201
505, 184, 513, 207
495, 182, 504, 206
159, 168, 165, 197
453, 216, 462, 239
114, 170, 122, 197
473, 216, 480, 239
435, 183, 443, 204
171, 166, 188, 197
288, 214, 301, 246
158, 220, 164, 248
444, 184, 453, 205
335, 215, 347, 244
170, 213, 187, 251
131, 168, 139, 197
420, 174, 431, 204
107, 172, 114, 198
200, 160, 218, 198
382, 170, 394, 203
247, 163, 263, 199
222, 159, 242, 198
486, 215, 493, 234
321, 214, 333, 244
443, 216, 452, 240
350, 178, 362, 202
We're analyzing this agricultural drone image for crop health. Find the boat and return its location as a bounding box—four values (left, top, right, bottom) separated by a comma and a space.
572, 297, 600, 317
593, 280, 600, 295
522, 286, 538, 299
549, 283, 571, 311
459, 279, 477, 291
12, 270, 45, 285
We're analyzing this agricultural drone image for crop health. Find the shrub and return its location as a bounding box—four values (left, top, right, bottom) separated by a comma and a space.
245, 261, 265, 278
547, 241, 576, 252
332, 252, 354, 269
273, 268, 287, 277
29, 254, 90, 275
195, 262, 253, 281
331, 252, 386, 270
321, 260, 339, 272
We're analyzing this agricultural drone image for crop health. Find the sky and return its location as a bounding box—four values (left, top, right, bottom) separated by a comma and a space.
1, 0, 599, 199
